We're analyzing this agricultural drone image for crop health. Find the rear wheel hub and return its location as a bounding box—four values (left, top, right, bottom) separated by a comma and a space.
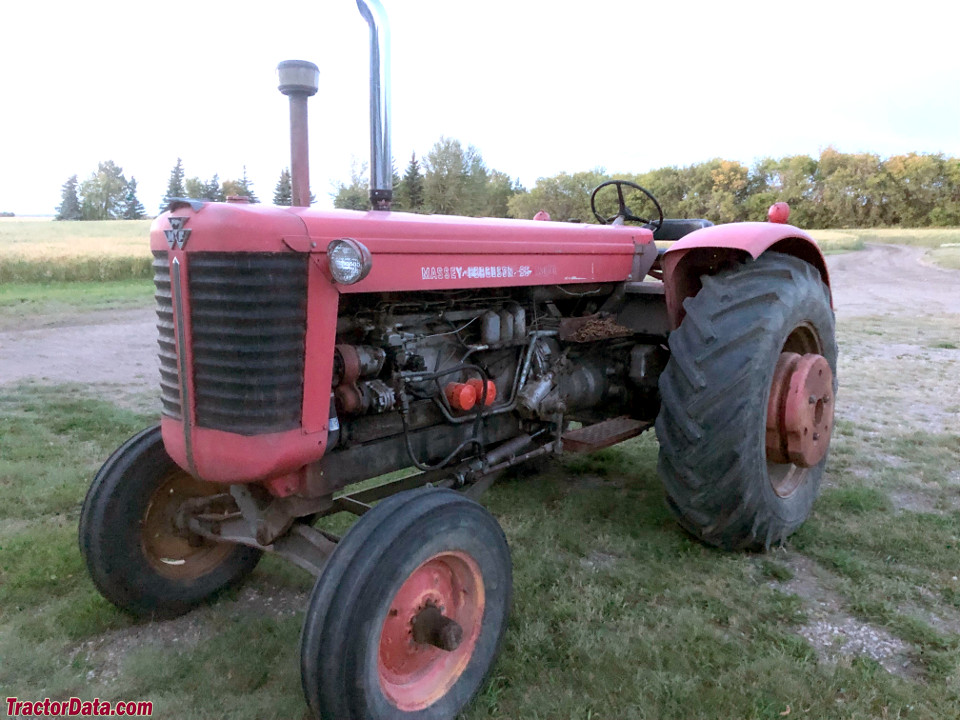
766, 352, 834, 470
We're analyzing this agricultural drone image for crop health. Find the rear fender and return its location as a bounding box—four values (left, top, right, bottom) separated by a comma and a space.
660, 222, 830, 329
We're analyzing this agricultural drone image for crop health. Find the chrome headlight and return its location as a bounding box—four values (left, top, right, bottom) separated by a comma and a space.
327, 238, 372, 284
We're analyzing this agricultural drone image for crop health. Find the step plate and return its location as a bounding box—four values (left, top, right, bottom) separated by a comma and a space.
561, 417, 652, 453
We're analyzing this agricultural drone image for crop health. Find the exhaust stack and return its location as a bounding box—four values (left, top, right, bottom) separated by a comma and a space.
277, 60, 320, 207
356, 0, 392, 210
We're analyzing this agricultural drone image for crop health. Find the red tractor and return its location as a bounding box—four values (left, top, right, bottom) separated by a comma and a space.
79, 2, 837, 717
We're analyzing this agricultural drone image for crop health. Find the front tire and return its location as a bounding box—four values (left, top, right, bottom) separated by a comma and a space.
79, 426, 262, 618
655, 252, 837, 550
300, 487, 512, 719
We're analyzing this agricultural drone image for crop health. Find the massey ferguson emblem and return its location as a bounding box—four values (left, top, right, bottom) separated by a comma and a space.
164, 217, 192, 249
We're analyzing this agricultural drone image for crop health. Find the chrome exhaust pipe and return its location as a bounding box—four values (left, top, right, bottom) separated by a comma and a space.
355, 0, 392, 210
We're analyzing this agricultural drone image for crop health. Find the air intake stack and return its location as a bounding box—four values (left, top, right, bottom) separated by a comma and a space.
277, 60, 320, 208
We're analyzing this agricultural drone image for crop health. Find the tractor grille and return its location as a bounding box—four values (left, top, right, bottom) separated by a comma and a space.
152, 252, 309, 435
153, 252, 182, 420
187, 253, 308, 435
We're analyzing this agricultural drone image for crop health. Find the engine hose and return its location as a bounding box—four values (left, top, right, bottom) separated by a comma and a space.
400, 363, 488, 384
398, 401, 481, 471
397, 365, 490, 471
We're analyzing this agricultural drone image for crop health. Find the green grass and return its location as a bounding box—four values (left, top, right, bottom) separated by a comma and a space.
0, 279, 154, 328
0, 255, 154, 283
3, 366, 960, 718
848, 228, 960, 249
929, 246, 960, 270
808, 229, 867, 254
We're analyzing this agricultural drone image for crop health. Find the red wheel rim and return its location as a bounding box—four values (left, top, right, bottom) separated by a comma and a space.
141, 471, 234, 580
378, 551, 485, 711
766, 352, 834, 472
765, 322, 834, 498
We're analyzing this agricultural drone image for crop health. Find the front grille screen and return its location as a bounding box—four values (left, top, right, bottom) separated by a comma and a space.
153, 252, 182, 420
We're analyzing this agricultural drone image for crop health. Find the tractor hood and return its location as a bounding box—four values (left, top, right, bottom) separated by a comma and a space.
151, 203, 651, 291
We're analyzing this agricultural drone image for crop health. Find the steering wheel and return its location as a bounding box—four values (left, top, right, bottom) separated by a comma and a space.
590, 180, 664, 232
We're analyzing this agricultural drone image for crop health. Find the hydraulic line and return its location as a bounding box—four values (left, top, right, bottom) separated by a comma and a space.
395, 330, 559, 471
397, 363, 490, 471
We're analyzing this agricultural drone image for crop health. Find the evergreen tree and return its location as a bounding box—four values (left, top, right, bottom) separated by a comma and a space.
205, 174, 223, 202
238, 165, 259, 203
399, 152, 425, 212
389, 161, 403, 211
55, 175, 82, 221
121, 177, 146, 219
271, 168, 315, 206
273, 168, 292, 206
184, 175, 223, 202
160, 158, 186, 213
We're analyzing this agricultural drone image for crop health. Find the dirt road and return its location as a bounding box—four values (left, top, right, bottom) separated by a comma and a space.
827, 243, 960, 317
1, 244, 957, 391
0, 307, 157, 389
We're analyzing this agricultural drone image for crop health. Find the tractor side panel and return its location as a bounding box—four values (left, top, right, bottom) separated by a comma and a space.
661, 222, 831, 329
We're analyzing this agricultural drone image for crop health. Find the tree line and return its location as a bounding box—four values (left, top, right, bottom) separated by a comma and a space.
333, 137, 522, 217
510, 148, 960, 228
156, 158, 264, 211
336, 143, 960, 228
56, 144, 960, 228
55, 160, 298, 220
55, 161, 146, 221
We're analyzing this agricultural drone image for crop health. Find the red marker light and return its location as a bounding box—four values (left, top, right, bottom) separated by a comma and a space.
768, 202, 790, 224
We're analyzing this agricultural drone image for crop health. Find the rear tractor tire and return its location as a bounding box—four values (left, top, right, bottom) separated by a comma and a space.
300, 487, 512, 720
79, 426, 262, 619
655, 252, 837, 550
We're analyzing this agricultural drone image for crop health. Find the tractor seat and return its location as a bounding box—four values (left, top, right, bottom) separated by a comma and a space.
650, 218, 714, 242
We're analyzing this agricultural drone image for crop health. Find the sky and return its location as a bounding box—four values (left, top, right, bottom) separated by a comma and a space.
1, 0, 958, 217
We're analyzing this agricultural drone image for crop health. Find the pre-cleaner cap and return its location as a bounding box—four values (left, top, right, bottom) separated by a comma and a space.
277, 59, 320, 96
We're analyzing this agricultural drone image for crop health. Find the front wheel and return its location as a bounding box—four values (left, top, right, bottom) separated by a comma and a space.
300, 487, 512, 719
655, 252, 837, 550
79, 426, 262, 618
